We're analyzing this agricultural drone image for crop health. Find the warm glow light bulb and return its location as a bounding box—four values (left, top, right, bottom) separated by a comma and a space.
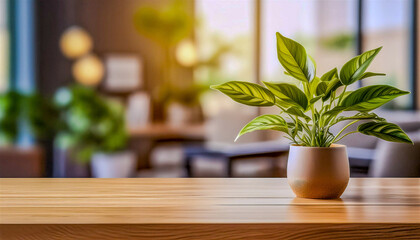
176, 39, 198, 67
72, 54, 104, 86
60, 26, 93, 59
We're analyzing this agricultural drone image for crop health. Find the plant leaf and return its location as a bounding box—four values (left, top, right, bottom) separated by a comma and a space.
310, 95, 323, 104
287, 122, 302, 132
211, 81, 275, 107
322, 78, 342, 101
276, 32, 315, 82
309, 77, 321, 96
284, 71, 292, 77
274, 98, 294, 108
333, 112, 385, 124
359, 72, 386, 80
236, 115, 288, 141
316, 82, 328, 96
339, 47, 382, 85
358, 122, 413, 144
321, 68, 338, 82
324, 106, 347, 116
340, 85, 409, 111
285, 107, 311, 122
264, 82, 308, 110
309, 54, 317, 77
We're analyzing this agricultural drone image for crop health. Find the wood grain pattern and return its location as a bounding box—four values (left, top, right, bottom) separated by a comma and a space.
0, 178, 419, 239
1, 224, 419, 240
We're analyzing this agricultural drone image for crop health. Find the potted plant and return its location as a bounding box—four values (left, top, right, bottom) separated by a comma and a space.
163, 83, 207, 126
211, 32, 412, 199
22, 93, 61, 177
55, 85, 135, 178
133, 0, 194, 122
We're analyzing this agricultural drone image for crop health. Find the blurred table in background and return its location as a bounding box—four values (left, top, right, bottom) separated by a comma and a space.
185, 141, 289, 177
129, 123, 205, 139
128, 123, 205, 169
1, 178, 419, 239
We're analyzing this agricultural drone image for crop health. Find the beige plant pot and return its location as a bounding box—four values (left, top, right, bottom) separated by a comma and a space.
287, 144, 350, 199
91, 151, 136, 178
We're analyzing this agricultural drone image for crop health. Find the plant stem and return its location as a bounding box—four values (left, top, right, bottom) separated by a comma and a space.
275, 102, 299, 143
304, 82, 317, 146
337, 85, 347, 105
326, 86, 348, 133
331, 120, 360, 143
276, 103, 296, 122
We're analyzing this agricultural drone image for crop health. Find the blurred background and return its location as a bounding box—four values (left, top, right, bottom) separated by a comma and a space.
0, 0, 419, 178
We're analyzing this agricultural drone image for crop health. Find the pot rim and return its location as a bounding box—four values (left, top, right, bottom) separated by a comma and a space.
290, 144, 346, 149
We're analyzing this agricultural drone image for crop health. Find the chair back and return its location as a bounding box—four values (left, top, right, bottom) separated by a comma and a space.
369, 132, 420, 177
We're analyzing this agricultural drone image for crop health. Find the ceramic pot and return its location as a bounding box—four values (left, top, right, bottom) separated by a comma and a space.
287, 144, 349, 199
91, 151, 136, 178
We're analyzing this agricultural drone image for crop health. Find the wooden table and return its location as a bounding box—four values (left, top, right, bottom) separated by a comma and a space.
184, 142, 290, 177
1, 178, 419, 239
128, 123, 205, 139
128, 124, 205, 169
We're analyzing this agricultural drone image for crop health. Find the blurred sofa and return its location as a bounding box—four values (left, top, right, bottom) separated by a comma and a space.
370, 133, 420, 177
333, 111, 420, 177
0, 146, 44, 177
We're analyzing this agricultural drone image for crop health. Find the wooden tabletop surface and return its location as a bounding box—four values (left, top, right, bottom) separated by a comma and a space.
1, 178, 419, 239
1, 178, 419, 224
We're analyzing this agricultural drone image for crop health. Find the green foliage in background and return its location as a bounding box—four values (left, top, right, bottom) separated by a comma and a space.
134, 0, 199, 109
55, 85, 127, 162
0, 91, 21, 145
133, 0, 193, 47
24, 93, 60, 141
157, 83, 209, 107
321, 33, 355, 50
0, 91, 60, 145
212, 32, 412, 147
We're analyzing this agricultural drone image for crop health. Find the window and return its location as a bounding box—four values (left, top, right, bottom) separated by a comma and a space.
0, 0, 8, 92
362, 0, 412, 109
195, 0, 257, 117
196, 0, 418, 113
261, 0, 357, 86
195, 0, 255, 84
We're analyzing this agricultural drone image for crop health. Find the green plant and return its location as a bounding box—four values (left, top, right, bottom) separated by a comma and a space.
211, 32, 412, 147
159, 83, 208, 107
0, 91, 21, 145
133, 0, 193, 47
321, 33, 355, 50
134, 0, 195, 110
55, 85, 127, 162
24, 93, 60, 140
0, 91, 61, 145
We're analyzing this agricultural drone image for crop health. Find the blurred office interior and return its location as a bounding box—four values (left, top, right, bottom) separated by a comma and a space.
0, 0, 419, 178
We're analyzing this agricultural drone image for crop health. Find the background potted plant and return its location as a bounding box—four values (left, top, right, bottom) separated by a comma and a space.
55, 85, 135, 178
23, 93, 60, 177
211, 32, 412, 199
133, 0, 194, 122
163, 83, 208, 126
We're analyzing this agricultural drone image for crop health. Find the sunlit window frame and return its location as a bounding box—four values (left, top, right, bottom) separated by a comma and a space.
254, 0, 418, 110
